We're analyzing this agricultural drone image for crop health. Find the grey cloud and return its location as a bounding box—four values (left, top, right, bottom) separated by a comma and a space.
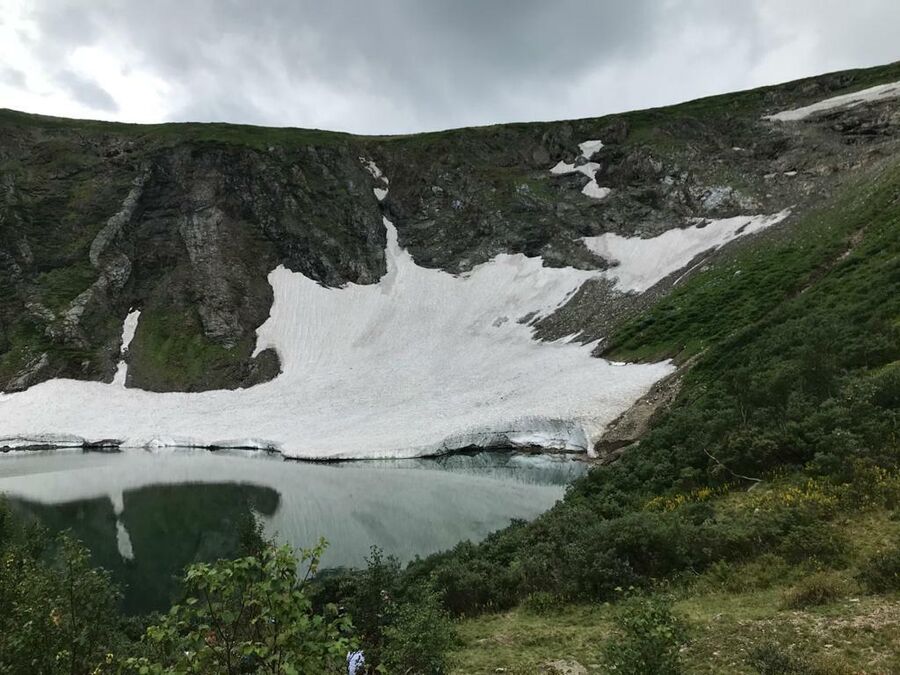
17, 0, 900, 133
56, 69, 118, 112
25, 0, 669, 130
0, 67, 26, 88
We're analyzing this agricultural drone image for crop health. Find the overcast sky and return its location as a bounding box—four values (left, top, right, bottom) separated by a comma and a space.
0, 0, 897, 135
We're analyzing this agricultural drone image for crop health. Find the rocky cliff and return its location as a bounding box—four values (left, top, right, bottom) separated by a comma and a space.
1, 61, 898, 400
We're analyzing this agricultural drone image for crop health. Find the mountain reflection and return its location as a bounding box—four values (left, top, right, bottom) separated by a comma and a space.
12, 482, 279, 613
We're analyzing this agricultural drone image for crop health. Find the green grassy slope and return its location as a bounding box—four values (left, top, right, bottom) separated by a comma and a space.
3, 60, 899, 149
452, 508, 900, 674
404, 156, 900, 672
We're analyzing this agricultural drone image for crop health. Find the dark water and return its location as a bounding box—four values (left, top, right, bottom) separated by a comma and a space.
0, 448, 585, 613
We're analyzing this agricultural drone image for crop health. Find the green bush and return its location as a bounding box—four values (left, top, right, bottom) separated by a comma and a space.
522, 591, 564, 615
344, 546, 402, 668
0, 501, 125, 675
776, 523, 847, 565
856, 544, 900, 593
699, 554, 791, 594
381, 585, 456, 675
781, 572, 843, 609
601, 596, 687, 675
125, 541, 352, 675
747, 643, 822, 674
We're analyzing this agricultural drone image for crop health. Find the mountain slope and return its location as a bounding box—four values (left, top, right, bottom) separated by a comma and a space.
1, 61, 899, 457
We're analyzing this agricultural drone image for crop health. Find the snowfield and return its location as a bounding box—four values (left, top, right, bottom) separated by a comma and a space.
764, 80, 900, 122
0, 157, 788, 459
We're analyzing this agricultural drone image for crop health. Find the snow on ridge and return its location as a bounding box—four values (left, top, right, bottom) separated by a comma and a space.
0, 159, 788, 460
764, 80, 900, 122
360, 157, 387, 183
578, 139, 604, 159
550, 140, 610, 201
550, 160, 599, 178
583, 210, 791, 293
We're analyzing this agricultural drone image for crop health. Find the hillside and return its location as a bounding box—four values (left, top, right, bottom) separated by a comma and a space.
0, 61, 897, 674
1, 61, 899, 459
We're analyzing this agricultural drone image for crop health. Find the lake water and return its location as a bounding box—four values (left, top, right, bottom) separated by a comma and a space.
0, 448, 586, 612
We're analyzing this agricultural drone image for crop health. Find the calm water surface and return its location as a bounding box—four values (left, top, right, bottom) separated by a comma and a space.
0, 448, 586, 612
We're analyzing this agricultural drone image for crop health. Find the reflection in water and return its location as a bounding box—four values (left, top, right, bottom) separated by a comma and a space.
0, 449, 585, 613
12, 483, 277, 613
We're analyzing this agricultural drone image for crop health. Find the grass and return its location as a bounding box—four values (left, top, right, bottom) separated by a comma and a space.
0, 319, 48, 382
604, 160, 900, 363
450, 507, 900, 674
127, 306, 255, 390
0, 107, 351, 150
2, 61, 899, 154
33, 263, 97, 313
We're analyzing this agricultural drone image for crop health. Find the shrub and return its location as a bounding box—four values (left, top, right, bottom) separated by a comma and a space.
781, 572, 843, 609
699, 554, 791, 593
748, 642, 844, 675
601, 596, 687, 675
522, 591, 563, 615
776, 523, 846, 565
381, 585, 456, 675
0, 508, 124, 675
747, 643, 823, 674
125, 541, 352, 674
856, 544, 900, 593
344, 546, 402, 668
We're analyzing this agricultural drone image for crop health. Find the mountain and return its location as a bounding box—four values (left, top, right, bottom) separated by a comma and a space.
1, 61, 898, 457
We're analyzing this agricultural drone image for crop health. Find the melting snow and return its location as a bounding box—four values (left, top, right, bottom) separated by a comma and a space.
550, 141, 610, 200
550, 160, 599, 178
764, 80, 900, 122
582, 182, 612, 200
578, 139, 604, 159
584, 211, 790, 293
0, 159, 788, 459
112, 309, 140, 387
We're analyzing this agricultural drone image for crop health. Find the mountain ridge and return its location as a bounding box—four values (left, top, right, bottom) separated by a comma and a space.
1, 60, 898, 419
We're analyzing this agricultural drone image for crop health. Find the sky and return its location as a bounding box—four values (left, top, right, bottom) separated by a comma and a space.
0, 0, 898, 135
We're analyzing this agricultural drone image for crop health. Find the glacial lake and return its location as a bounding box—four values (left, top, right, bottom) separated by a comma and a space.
0, 448, 586, 612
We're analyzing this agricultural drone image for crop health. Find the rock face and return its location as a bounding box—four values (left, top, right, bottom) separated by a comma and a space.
1, 62, 899, 394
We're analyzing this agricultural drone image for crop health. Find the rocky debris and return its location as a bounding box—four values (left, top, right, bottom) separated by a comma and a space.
48, 169, 148, 353
3, 352, 49, 392
539, 659, 588, 675
81, 438, 122, 452
89, 171, 148, 267
594, 357, 695, 460
533, 276, 656, 346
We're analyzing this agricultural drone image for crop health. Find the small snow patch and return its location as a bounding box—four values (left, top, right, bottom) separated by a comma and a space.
578, 139, 604, 159
581, 182, 611, 200
764, 80, 900, 122
112, 310, 140, 387
550, 141, 610, 201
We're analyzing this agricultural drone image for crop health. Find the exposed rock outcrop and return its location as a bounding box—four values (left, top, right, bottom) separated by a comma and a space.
0, 62, 898, 395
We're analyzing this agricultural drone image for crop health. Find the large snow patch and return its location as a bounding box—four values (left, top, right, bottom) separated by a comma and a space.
583, 211, 790, 293
0, 159, 787, 459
